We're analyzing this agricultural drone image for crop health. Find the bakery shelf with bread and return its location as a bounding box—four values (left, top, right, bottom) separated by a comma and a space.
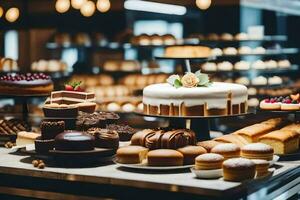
31, 59, 68, 73
0, 58, 19, 72
188, 33, 287, 42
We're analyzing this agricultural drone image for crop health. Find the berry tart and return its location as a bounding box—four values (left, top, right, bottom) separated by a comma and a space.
0, 73, 53, 95
281, 94, 300, 111
260, 94, 300, 111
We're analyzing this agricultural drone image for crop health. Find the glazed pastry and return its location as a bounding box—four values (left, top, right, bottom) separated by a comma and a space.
258, 130, 299, 154
54, 131, 95, 151
116, 145, 149, 164
147, 149, 184, 166
177, 145, 207, 165
195, 153, 224, 170
241, 143, 274, 161
223, 158, 256, 181
131, 129, 157, 146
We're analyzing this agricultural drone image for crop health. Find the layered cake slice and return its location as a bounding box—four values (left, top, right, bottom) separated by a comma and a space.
44, 81, 97, 114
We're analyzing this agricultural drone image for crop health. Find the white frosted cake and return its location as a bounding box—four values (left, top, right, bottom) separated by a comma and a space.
143, 72, 248, 116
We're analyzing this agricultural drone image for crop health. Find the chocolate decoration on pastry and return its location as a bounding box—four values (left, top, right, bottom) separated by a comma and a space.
144, 129, 165, 150
40, 120, 65, 140
87, 128, 119, 149
161, 129, 196, 149
76, 111, 120, 131
54, 131, 95, 151
130, 129, 157, 146
106, 124, 137, 141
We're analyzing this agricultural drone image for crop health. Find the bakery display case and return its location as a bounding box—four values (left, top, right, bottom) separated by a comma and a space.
1, 0, 300, 200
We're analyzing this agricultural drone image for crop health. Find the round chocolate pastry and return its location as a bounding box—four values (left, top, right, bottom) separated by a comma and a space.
40, 120, 65, 140
106, 124, 137, 141
35, 136, 54, 154
87, 128, 119, 149
54, 131, 95, 151
0, 73, 53, 95
76, 111, 120, 131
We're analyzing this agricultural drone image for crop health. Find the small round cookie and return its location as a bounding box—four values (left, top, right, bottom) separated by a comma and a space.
252, 159, 270, 178
147, 149, 183, 166
223, 158, 256, 181
195, 153, 224, 170
116, 145, 149, 164
211, 143, 240, 160
241, 143, 274, 161
177, 145, 207, 165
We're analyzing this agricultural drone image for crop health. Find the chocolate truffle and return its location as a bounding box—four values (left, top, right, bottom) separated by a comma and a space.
40, 120, 65, 140
54, 131, 95, 151
87, 128, 119, 149
106, 124, 137, 141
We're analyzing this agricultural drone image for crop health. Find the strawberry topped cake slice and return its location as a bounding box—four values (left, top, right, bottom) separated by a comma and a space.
260, 94, 300, 111
44, 81, 97, 114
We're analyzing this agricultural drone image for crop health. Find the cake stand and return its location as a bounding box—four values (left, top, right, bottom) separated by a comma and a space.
134, 111, 255, 141
256, 109, 300, 121
155, 56, 216, 72
0, 94, 49, 123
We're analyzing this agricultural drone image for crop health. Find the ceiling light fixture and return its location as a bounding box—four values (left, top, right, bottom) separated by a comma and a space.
124, 0, 187, 16
196, 0, 212, 10
0, 6, 3, 18
71, 0, 87, 9
55, 0, 71, 13
96, 0, 111, 13
80, 1, 96, 17
5, 7, 20, 22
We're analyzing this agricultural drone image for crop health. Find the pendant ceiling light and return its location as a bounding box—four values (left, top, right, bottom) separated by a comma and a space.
0, 6, 3, 18
56, 0, 71, 13
5, 7, 20, 22
80, 1, 96, 17
96, 0, 111, 13
71, 0, 87, 9
196, 0, 212, 10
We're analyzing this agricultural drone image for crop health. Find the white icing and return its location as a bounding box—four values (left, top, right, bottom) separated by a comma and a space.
211, 143, 240, 152
242, 143, 273, 152
223, 158, 255, 167
143, 82, 248, 109
196, 153, 224, 161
